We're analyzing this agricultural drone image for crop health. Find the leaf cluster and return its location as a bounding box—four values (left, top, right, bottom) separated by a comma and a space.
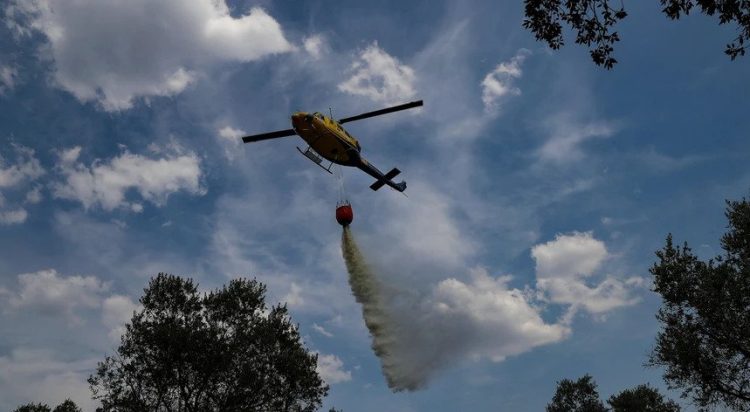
523, 0, 750, 67
523, 0, 628, 68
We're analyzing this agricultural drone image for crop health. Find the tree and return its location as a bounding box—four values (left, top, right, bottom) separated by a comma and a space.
649, 197, 750, 411
13, 404, 51, 412
607, 384, 680, 412
547, 374, 608, 412
52, 400, 82, 412
548, 375, 681, 411
89, 273, 328, 412
523, 0, 750, 68
13, 400, 82, 412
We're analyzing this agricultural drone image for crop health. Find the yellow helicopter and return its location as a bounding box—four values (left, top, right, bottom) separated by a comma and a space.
241, 100, 423, 192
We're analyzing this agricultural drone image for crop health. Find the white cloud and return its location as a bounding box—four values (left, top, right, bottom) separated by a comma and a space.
0, 65, 18, 93
0, 145, 44, 224
5, 269, 109, 321
102, 294, 140, 342
11, 0, 293, 110
0, 348, 98, 412
536, 117, 616, 164
0, 208, 27, 225
532, 231, 607, 280
312, 323, 333, 338
531, 232, 643, 316
217, 126, 246, 142
24, 186, 43, 204
303, 35, 326, 59
53, 147, 205, 211
338, 42, 417, 105
216, 126, 246, 160
481, 49, 530, 113
0, 145, 44, 188
316, 353, 352, 384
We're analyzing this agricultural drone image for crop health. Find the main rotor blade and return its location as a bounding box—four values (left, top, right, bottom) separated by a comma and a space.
338, 100, 423, 124
241, 128, 296, 143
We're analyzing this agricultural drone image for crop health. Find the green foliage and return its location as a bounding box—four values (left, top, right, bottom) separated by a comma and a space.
607, 384, 680, 412
649, 197, 750, 411
547, 374, 608, 412
89, 273, 328, 412
13, 400, 81, 412
523, 0, 749, 68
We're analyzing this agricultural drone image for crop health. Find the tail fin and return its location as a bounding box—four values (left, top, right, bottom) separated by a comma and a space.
394, 181, 407, 192
369, 168, 401, 191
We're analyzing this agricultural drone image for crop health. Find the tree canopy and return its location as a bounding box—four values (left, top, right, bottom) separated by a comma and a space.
88, 273, 327, 412
607, 384, 680, 412
523, 0, 750, 68
547, 375, 680, 411
649, 197, 750, 411
13, 400, 82, 412
547, 374, 608, 412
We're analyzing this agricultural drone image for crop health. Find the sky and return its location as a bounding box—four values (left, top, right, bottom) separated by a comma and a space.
0, 0, 748, 410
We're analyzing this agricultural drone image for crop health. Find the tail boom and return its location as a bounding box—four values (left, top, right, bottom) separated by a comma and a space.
358, 159, 406, 192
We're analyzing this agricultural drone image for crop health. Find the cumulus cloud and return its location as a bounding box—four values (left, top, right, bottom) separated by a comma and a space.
338, 42, 417, 105
481, 49, 530, 113
52, 146, 205, 211
532, 232, 643, 316
10, 0, 293, 110
4, 269, 109, 321
102, 294, 140, 342
316, 353, 352, 384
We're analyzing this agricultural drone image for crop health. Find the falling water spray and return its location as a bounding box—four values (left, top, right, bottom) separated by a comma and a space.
341, 226, 423, 390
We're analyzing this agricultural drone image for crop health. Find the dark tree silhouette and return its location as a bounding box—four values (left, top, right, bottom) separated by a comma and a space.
607, 384, 680, 411
547, 374, 608, 412
89, 273, 327, 412
548, 375, 681, 411
649, 197, 750, 411
13, 400, 82, 412
523, 0, 750, 68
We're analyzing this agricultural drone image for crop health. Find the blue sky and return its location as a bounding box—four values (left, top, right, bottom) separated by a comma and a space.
0, 1, 748, 410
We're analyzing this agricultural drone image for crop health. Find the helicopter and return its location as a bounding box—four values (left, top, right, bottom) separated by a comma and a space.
241, 100, 423, 193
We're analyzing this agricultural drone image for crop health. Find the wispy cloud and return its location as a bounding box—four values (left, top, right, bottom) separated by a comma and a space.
0, 145, 44, 224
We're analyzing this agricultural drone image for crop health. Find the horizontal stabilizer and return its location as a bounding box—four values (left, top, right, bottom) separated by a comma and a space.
369, 168, 402, 191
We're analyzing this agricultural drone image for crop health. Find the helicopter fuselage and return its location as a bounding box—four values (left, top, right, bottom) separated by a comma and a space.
291, 112, 361, 166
